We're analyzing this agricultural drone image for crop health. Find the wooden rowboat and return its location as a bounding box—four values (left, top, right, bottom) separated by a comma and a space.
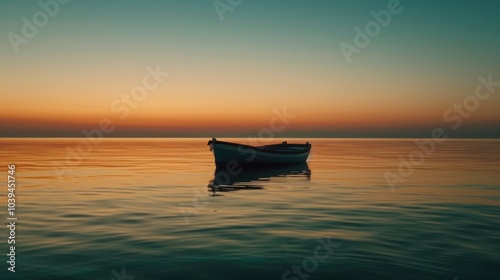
207, 138, 311, 165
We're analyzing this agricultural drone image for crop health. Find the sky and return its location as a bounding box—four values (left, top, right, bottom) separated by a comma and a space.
1, 0, 499, 137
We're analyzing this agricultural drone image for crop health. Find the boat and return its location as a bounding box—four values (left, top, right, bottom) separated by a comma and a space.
207, 138, 311, 165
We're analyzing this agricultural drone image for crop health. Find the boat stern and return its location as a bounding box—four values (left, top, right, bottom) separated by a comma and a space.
207, 138, 216, 152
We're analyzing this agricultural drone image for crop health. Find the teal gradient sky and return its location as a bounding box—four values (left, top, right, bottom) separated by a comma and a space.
1, 0, 499, 137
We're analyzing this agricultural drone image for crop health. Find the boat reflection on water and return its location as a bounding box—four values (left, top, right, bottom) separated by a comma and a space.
207, 162, 311, 194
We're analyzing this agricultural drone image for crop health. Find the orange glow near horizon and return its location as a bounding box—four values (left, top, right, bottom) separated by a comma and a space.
2, 98, 499, 135
2, 55, 500, 136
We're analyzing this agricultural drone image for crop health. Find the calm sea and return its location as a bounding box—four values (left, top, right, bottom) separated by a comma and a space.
0, 138, 499, 280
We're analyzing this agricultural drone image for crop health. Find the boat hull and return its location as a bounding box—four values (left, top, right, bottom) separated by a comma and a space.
208, 140, 311, 165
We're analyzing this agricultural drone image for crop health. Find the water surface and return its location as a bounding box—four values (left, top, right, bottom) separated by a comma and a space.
0, 138, 499, 279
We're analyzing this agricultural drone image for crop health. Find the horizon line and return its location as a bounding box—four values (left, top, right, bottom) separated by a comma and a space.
1, 136, 499, 139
